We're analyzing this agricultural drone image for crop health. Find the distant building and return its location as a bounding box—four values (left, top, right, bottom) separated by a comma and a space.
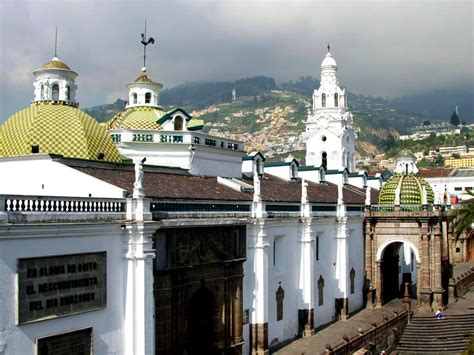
445, 155, 474, 168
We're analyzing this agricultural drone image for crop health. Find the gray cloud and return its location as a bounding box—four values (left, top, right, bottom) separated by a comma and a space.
1, 0, 472, 121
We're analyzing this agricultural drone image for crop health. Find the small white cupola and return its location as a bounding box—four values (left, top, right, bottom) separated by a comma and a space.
32, 56, 78, 105
394, 150, 419, 174
126, 68, 163, 108
242, 151, 265, 178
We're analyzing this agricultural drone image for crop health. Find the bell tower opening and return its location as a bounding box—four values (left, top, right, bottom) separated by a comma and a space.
322, 152, 327, 169
52, 84, 59, 100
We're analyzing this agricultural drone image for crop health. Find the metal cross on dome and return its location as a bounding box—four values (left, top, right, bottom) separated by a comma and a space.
140, 20, 156, 70
327, 43, 330, 53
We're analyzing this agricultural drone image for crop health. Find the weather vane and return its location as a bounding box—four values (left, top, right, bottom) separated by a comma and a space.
141, 19, 155, 71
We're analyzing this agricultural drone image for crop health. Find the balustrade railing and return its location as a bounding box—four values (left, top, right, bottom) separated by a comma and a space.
327, 310, 408, 355
370, 204, 434, 213
1, 195, 126, 213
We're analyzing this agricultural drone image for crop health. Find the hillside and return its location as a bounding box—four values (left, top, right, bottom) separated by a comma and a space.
84, 75, 472, 162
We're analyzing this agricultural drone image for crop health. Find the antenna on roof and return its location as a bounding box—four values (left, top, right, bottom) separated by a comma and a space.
140, 19, 155, 72
54, 26, 58, 57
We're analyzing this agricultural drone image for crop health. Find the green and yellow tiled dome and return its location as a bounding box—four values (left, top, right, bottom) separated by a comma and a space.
379, 173, 434, 205
0, 102, 122, 163
106, 106, 165, 130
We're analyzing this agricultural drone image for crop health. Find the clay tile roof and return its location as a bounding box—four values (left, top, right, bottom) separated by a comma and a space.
418, 168, 452, 178
73, 165, 366, 205
74, 166, 252, 201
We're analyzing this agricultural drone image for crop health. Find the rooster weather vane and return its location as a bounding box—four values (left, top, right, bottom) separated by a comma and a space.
140, 20, 156, 70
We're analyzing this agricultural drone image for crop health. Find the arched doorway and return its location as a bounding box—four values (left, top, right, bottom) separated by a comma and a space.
379, 241, 418, 304
187, 287, 217, 354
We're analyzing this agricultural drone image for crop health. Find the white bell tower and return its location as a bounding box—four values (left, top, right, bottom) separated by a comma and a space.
305, 46, 356, 172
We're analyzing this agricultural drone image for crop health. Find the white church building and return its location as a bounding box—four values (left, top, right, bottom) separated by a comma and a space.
0, 42, 373, 355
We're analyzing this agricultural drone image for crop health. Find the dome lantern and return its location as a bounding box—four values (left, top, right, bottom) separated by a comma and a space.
32, 56, 78, 105
126, 68, 163, 109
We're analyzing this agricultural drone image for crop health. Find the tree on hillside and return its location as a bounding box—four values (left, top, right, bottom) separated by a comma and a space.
450, 107, 460, 126
448, 190, 474, 241
423, 120, 432, 126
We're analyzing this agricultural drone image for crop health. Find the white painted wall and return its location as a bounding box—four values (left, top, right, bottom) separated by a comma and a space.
346, 218, 365, 312
0, 156, 126, 198
116, 141, 243, 177
0, 224, 125, 355
425, 175, 474, 202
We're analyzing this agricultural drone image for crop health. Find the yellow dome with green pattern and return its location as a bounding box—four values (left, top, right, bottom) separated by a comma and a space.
105, 106, 164, 130
379, 173, 434, 205
0, 102, 122, 163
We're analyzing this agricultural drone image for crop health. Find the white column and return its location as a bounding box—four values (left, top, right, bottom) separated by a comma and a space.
298, 217, 315, 335
124, 223, 156, 355
248, 219, 269, 354
335, 184, 349, 319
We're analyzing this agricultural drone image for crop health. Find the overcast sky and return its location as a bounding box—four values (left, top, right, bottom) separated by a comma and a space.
0, 0, 472, 121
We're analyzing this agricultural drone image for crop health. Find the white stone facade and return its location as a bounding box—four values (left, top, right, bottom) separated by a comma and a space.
305, 50, 356, 172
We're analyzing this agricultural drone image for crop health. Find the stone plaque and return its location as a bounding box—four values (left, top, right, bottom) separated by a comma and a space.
17, 252, 106, 324
37, 327, 92, 355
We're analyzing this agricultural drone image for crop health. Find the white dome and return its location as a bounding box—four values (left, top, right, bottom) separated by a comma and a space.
321, 52, 337, 68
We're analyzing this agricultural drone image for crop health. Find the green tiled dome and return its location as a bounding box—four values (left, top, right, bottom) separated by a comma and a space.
0, 102, 122, 163
379, 173, 434, 205
106, 106, 164, 130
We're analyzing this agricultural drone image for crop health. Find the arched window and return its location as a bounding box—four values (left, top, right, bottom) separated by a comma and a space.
276, 285, 285, 321
322, 152, 327, 169
40, 84, 44, 100
291, 163, 298, 181
66, 85, 70, 101
145, 92, 152, 104
52, 84, 59, 100
334, 93, 338, 107
174, 116, 184, 130
318, 275, 325, 306
321, 93, 326, 107
350, 268, 355, 294
133, 93, 138, 104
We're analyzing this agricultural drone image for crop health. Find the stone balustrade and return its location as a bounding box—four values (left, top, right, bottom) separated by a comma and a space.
1, 195, 126, 213
325, 310, 408, 355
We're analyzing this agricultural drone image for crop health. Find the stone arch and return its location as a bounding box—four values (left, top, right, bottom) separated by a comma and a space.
376, 238, 420, 263
376, 239, 420, 304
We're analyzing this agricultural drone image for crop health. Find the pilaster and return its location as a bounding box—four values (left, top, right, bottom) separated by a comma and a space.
124, 223, 156, 355
298, 217, 315, 336
249, 220, 269, 355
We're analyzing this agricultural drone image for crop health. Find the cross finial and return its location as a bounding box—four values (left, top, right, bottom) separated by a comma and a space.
327, 43, 330, 53
140, 19, 156, 71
